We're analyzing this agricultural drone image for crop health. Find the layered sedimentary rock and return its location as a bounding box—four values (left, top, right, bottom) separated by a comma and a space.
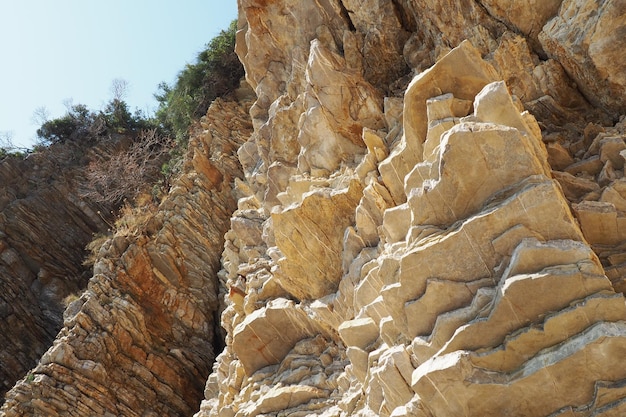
553, 119, 626, 295
0, 140, 112, 401
0, 98, 253, 416
197, 1, 626, 416
4, 0, 626, 416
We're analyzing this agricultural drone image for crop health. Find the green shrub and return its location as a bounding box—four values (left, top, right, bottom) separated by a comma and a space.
36, 104, 98, 144
155, 20, 244, 143
36, 100, 155, 145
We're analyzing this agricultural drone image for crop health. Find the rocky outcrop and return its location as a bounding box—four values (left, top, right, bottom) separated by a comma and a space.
540, 0, 626, 118
196, 1, 626, 416
550, 118, 626, 295
4, 0, 626, 416
0, 98, 253, 416
0, 140, 111, 401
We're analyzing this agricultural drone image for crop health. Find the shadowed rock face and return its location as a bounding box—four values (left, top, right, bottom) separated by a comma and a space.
4, 1, 626, 416
0, 140, 112, 401
196, 1, 626, 417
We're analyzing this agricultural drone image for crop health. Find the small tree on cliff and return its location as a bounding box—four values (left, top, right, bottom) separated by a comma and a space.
155, 19, 244, 143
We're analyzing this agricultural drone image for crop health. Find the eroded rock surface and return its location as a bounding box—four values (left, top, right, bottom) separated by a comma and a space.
4, 0, 626, 416
0, 140, 112, 401
0, 98, 253, 416
196, 2, 626, 416
540, 0, 626, 118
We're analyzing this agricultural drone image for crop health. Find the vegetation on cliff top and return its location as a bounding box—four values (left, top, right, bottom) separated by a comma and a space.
35, 20, 242, 148
8, 21, 243, 208
0, 19, 244, 260
155, 20, 244, 143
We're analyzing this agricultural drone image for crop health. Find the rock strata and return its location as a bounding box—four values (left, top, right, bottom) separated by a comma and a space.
196, 2, 626, 416
4, 0, 626, 416
1, 98, 253, 416
0, 140, 112, 401
540, 0, 626, 117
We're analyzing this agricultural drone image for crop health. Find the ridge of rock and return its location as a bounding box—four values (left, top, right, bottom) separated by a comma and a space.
1, 98, 253, 416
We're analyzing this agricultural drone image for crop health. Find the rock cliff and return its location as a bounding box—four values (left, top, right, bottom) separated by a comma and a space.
199, 1, 626, 416
1, 98, 253, 415
3, 0, 626, 416
0, 139, 112, 401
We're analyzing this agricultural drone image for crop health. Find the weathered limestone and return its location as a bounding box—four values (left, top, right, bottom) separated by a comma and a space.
272, 178, 363, 300
201, 11, 626, 412
298, 39, 384, 176
551, 118, 626, 279
354, 76, 626, 416
231, 298, 331, 375
540, 0, 626, 118
338, 317, 379, 349
479, 0, 562, 46
379, 40, 499, 204
340, 0, 411, 88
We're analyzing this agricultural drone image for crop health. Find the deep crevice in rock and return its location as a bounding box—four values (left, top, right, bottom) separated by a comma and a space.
337, 0, 356, 32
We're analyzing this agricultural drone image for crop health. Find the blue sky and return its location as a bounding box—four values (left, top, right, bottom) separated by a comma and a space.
0, 1, 238, 148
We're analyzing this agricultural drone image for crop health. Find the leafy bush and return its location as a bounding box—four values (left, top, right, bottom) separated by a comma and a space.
36, 100, 154, 145
155, 20, 244, 142
36, 104, 100, 144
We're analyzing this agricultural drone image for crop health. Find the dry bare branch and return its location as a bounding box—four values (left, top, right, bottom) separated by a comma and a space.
81, 129, 173, 206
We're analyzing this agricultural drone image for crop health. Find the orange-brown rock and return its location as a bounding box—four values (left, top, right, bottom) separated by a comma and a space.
0, 139, 112, 402
0, 98, 253, 416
